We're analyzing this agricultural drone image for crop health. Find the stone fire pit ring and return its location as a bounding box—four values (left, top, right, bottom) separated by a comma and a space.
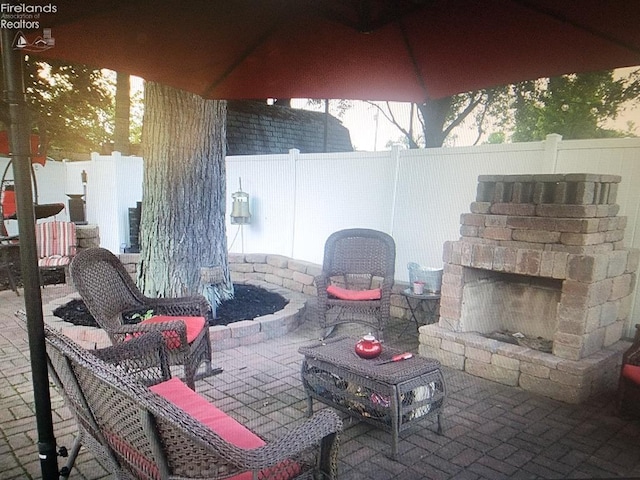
42, 280, 309, 352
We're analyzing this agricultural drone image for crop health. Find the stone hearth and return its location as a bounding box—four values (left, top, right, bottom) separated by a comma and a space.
419, 174, 639, 403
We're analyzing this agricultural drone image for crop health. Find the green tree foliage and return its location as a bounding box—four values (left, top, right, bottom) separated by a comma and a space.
510, 70, 639, 142
486, 131, 506, 144
0, 56, 114, 158
113, 72, 131, 155
27, 59, 114, 157
373, 70, 639, 148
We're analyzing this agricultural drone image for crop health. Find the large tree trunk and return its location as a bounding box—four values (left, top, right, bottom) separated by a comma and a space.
113, 72, 130, 154
419, 97, 452, 148
138, 82, 232, 304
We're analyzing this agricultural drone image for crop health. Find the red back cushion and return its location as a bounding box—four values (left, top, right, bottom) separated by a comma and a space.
622, 364, 640, 384
1, 187, 16, 218
35, 221, 76, 258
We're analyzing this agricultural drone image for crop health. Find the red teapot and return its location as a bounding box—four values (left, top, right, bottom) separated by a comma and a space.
355, 334, 382, 359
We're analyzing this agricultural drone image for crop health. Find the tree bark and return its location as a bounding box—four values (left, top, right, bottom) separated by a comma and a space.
138, 82, 232, 303
113, 72, 130, 154
418, 97, 452, 148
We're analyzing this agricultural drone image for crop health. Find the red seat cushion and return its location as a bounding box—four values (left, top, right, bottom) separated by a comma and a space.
152, 378, 265, 448
138, 315, 206, 349
622, 364, 640, 384
327, 284, 381, 300
151, 378, 300, 480
1, 187, 16, 218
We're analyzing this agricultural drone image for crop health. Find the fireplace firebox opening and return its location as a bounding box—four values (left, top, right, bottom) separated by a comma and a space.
460, 268, 562, 350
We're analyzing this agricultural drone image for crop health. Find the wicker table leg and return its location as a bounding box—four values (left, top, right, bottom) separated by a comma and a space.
391, 386, 401, 460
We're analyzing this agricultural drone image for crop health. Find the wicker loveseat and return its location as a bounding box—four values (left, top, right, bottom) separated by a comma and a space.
45, 327, 342, 479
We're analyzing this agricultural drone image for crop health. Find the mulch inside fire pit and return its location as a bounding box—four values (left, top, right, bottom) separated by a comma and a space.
212, 284, 288, 326
52, 284, 288, 328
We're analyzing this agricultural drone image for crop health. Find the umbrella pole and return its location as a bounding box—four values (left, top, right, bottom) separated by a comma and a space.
1, 30, 59, 479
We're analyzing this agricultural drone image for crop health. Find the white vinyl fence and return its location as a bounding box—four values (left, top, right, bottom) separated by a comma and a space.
3, 134, 640, 335
226, 134, 640, 271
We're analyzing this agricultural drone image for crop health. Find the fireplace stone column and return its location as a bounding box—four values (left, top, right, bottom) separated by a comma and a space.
419, 173, 639, 403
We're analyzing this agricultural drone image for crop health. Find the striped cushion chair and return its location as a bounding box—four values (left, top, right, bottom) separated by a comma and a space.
36, 220, 77, 281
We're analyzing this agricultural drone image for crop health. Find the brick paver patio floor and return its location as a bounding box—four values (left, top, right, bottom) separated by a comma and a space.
1, 285, 639, 479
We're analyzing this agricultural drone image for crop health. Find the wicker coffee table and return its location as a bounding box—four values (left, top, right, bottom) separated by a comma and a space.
299, 336, 445, 459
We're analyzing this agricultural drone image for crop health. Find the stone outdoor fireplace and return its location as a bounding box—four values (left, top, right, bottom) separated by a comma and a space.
419, 174, 639, 403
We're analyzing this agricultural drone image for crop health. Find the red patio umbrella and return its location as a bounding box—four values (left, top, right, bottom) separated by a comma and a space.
35, 0, 640, 102
2, 1, 640, 478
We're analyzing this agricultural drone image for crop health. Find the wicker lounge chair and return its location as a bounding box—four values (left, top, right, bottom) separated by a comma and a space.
618, 324, 640, 418
315, 228, 396, 340
69, 247, 216, 389
45, 327, 342, 479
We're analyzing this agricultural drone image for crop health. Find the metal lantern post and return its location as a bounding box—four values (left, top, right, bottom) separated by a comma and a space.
1, 28, 59, 478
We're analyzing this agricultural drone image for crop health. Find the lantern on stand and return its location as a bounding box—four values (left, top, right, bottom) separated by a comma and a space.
230, 181, 251, 225
230, 178, 251, 252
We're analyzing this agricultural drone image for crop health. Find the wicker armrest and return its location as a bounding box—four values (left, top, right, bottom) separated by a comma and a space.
111, 319, 187, 335
240, 409, 342, 470
141, 295, 210, 317
315, 275, 330, 298
91, 331, 171, 386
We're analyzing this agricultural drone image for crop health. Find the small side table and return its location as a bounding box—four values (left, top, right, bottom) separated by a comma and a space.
400, 288, 440, 336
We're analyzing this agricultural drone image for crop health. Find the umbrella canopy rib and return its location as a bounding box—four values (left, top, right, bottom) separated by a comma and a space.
514, 0, 640, 58
397, 19, 430, 102
202, 18, 285, 99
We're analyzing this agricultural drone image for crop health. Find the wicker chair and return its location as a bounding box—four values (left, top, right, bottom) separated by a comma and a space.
315, 228, 396, 340
45, 327, 342, 480
618, 324, 640, 418
69, 247, 217, 390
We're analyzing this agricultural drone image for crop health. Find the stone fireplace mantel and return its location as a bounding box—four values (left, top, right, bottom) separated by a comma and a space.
419, 173, 639, 403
